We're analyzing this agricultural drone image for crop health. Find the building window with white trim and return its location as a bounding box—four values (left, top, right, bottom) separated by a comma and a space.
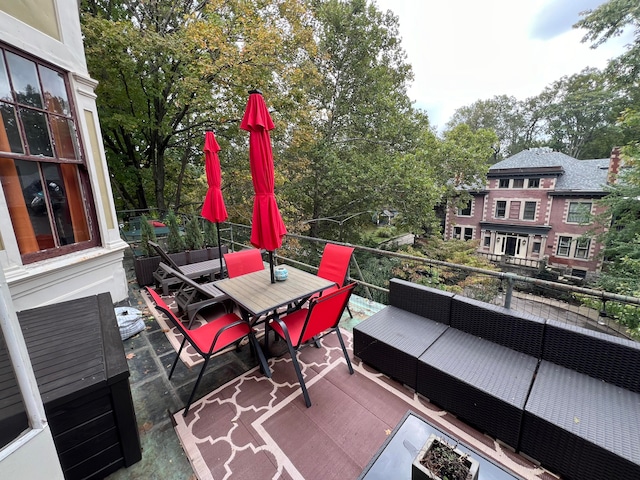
528, 178, 540, 188
557, 236, 572, 257
457, 200, 472, 216
453, 226, 461, 239
498, 179, 509, 188
496, 200, 506, 218
567, 202, 592, 224
574, 237, 591, 259
0, 45, 98, 263
523, 201, 536, 220
464, 227, 473, 240
512, 178, 524, 188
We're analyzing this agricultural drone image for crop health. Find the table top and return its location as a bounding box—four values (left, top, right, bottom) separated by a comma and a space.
213, 266, 334, 317
358, 411, 524, 480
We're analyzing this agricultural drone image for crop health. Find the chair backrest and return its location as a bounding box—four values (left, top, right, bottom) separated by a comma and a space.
299, 283, 356, 345
317, 244, 354, 287
145, 286, 189, 338
223, 249, 264, 278
149, 241, 181, 271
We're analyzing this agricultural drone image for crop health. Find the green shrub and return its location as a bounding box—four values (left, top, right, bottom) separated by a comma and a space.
203, 220, 218, 247
185, 215, 204, 250
139, 214, 157, 257
166, 211, 185, 253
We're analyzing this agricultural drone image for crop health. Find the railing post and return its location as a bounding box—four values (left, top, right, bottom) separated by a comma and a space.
229, 223, 235, 252
504, 273, 515, 309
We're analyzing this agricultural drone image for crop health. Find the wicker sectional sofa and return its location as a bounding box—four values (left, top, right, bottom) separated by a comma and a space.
353, 278, 640, 480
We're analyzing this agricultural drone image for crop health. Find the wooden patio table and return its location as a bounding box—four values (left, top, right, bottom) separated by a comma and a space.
213, 265, 335, 324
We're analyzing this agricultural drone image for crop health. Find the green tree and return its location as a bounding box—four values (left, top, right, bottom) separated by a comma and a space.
139, 214, 157, 257
184, 216, 204, 251
576, 1, 640, 333
535, 68, 625, 159
81, 0, 315, 213
203, 220, 218, 248
277, 0, 420, 242
446, 95, 541, 161
165, 210, 185, 253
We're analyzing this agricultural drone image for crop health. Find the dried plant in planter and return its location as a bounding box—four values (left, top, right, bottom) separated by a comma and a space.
421, 439, 470, 479
412, 434, 479, 480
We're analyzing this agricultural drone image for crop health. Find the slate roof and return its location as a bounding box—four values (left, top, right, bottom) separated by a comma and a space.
489, 148, 610, 192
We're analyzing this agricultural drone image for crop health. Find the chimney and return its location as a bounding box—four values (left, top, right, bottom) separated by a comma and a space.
607, 147, 622, 184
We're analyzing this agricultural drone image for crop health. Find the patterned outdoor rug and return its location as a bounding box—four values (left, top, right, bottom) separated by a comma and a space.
171, 331, 557, 480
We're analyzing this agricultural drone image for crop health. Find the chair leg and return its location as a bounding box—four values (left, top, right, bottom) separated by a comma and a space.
249, 333, 271, 378
287, 344, 311, 408
169, 337, 188, 379
183, 356, 211, 416
346, 305, 353, 319
334, 328, 354, 375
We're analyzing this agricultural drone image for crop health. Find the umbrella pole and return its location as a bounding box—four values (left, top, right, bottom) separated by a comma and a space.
216, 222, 225, 277
269, 251, 275, 283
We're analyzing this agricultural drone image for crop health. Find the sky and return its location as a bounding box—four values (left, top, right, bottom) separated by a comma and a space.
373, 0, 631, 130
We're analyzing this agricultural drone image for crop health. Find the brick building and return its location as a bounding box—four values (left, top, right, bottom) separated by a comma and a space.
444, 147, 622, 279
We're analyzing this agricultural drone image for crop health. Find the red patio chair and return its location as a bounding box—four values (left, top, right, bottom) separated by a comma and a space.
146, 287, 270, 416
223, 249, 264, 278
317, 243, 355, 317
266, 282, 356, 407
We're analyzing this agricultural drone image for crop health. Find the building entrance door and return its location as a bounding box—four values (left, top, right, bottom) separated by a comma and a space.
505, 237, 517, 255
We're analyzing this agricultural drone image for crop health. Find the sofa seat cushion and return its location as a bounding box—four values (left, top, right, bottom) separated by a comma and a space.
416, 328, 539, 447
520, 360, 640, 480
353, 306, 448, 389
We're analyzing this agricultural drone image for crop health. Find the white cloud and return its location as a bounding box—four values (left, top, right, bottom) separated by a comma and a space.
374, 0, 630, 130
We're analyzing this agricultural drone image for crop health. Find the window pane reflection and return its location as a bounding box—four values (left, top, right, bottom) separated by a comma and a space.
16, 159, 55, 250
0, 103, 24, 153
20, 109, 53, 156
39, 66, 70, 115
50, 116, 78, 159
6, 53, 43, 108
0, 54, 12, 102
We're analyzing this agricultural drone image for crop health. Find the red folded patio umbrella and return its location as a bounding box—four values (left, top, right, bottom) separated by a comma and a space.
201, 130, 228, 273
240, 90, 287, 283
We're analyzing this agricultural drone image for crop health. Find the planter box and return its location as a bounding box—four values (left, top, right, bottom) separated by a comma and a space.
134, 246, 227, 287
412, 434, 479, 480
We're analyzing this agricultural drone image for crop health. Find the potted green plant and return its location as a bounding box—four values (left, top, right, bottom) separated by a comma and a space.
412, 434, 479, 480
165, 210, 186, 253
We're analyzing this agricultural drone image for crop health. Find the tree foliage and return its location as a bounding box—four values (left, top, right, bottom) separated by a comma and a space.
445, 95, 540, 161
81, 0, 315, 213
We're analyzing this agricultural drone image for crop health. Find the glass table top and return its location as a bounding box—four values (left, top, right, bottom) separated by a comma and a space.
358, 411, 524, 480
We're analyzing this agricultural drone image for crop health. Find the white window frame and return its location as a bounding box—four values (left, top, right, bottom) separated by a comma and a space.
463, 227, 473, 241
527, 178, 540, 188
557, 236, 572, 257
574, 237, 591, 259
495, 200, 507, 218
453, 226, 461, 239
522, 201, 536, 220
512, 178, 524, 188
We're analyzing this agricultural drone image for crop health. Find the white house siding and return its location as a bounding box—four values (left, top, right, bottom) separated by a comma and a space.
0, 1, 127, 476
0, 1, 128, 309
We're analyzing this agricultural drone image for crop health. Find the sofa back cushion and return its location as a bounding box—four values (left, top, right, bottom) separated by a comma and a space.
389, 278, 453, 325
543, 320, 640, 393
451, 295, 545, 357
